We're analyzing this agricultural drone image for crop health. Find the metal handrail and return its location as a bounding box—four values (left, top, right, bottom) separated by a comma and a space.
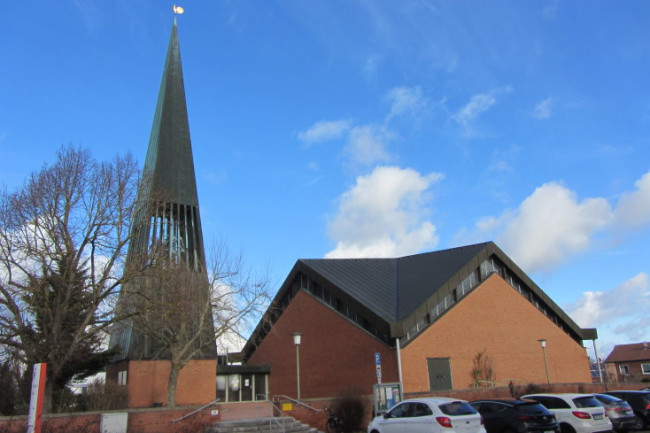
272, 394, 323, 412
171, 398, 220, 423
257, 395, 285, 433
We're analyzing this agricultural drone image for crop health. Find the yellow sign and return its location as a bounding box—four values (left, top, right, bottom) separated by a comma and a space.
282, 403, 293, 411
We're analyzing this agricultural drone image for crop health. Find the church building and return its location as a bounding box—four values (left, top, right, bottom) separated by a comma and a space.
105, 16, 598, 410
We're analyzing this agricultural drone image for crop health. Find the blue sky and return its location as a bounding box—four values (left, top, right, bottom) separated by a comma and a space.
2, 1, 649, 358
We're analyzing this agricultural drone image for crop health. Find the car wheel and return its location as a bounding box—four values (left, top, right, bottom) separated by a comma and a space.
560, 424, 576, 433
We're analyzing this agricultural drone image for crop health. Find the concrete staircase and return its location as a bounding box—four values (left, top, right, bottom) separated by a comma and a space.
205, 416, 322, 433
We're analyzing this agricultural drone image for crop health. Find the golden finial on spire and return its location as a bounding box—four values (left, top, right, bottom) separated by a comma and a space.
173, 4, 184, 15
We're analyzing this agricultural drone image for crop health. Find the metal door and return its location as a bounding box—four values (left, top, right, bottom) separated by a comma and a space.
427, 357, 452, 391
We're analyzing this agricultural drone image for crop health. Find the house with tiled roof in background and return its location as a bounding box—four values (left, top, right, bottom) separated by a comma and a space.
605, 342, 650, 383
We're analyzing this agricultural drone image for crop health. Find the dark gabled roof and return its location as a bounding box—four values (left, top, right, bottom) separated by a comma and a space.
605, 342, 650, 363
243, 241, 596, 359
299, 258, 397, 322
301, 243, 488, 322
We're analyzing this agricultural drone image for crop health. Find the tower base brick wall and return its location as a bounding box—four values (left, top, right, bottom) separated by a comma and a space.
107, 359, 216, 408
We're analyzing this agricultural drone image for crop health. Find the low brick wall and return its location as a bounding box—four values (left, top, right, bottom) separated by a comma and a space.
0, 412, 100, 433
127, 407, 218, 433
0, 405, 220, 433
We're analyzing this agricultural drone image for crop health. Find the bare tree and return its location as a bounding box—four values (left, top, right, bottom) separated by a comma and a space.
0, 145, 140, 412
126, 240, 271, 406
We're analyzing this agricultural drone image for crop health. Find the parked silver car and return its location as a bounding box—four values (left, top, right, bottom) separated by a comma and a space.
521, 394, 612, 433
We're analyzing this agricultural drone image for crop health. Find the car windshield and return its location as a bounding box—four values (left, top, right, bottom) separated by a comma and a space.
518, 403, 550, 414
440, 401, 477, 416
573, 396, 602, 408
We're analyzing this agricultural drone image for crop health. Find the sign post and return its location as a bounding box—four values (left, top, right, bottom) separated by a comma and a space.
375, 352, 382, 384
27, 363, 47, 433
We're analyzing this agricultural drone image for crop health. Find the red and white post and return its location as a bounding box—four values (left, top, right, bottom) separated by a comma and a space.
27, 363, 47, 433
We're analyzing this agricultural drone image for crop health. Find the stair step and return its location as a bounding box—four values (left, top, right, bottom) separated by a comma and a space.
205, 416, 319, 433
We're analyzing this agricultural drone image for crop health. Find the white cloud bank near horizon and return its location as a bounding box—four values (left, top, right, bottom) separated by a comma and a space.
565, 272, 650, 354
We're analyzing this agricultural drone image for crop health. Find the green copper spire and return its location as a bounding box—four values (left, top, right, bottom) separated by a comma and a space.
129, 18, 206, 273
142, 19, 199, 208
109, 20, 215, 361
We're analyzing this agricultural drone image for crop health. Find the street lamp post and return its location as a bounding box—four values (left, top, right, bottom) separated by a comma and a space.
293, 333, 302, 400
538, 339, 551, 385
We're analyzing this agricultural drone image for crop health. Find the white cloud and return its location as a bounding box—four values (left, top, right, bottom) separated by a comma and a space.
566, 273, 650, 342
542, 0, 559, 20
298, 119, 351, 144
464, 170, 650, 274
533, 97, 553, 119
453, 93, 496, 130
73, 0, 103, 34
363, 54, 382, 78
613, 171, 650, 228
453, 87, 512, 132
326, 166, 443, 258
386, 86, 427, 121
344, 125, 394, 166
204, 169, 228, 185
484, 183, 612, 273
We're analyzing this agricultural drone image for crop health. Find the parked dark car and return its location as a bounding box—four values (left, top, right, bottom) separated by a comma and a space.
593, 394, 639, 432
604, 391, 650, 429
470, 399, 560, 433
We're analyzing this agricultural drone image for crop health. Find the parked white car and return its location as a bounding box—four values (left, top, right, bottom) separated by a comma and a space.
521, 394, 612, 433
367, 397, 486, 433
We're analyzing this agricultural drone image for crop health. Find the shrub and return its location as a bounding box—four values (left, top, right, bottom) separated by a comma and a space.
78, 378, 128, 411
331, 392, 368, 433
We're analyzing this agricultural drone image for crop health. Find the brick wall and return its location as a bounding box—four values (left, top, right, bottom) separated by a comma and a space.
126, 359, 216, 408
401, 273, 592, 393
246, 290, 399, 399
0, 407, 218, 433
127, 407, 217, 433
606, 360, 650, 382
0, 413, 100, 433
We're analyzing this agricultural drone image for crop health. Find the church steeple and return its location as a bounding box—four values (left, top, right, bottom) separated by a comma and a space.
142, 18, 199, 208
109, 19, 215, 361
128, 17, 206, 273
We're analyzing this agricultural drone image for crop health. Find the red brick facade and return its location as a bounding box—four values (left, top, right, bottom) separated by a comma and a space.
247, 273, 591, 398
246, 290, 399, 399
107, 359, 216, 408
401, 273, 591, 393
